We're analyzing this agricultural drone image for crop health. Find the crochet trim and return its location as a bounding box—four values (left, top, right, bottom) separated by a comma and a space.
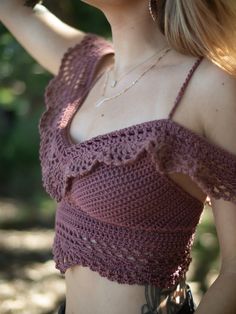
40, 115, 236, 207
39, 33, 236, 207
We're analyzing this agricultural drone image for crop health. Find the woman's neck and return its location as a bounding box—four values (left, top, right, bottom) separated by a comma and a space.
89, 0, 170, 77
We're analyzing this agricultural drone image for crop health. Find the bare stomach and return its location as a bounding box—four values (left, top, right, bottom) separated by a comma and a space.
65, 265, 147, 314
64, 265, 187, 314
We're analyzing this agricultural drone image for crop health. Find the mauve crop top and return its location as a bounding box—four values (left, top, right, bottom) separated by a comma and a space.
39, 33, 236, 289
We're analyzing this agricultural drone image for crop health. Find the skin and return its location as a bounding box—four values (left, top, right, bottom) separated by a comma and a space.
1, 1, 236, 313
81, 0, 168, 77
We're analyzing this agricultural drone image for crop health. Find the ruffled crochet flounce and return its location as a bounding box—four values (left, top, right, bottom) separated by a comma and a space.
39, 32, 236, 207
39, 116, 236, 206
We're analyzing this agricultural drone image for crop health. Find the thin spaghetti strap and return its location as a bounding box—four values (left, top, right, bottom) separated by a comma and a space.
168, 56, 204, 120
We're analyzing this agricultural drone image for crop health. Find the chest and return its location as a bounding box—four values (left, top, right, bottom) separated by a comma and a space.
67, 59, 201, 146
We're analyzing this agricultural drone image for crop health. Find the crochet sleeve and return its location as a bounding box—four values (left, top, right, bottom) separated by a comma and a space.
148, 123, 236, 207
43, 32, 113, 111
39, 32, 114, 202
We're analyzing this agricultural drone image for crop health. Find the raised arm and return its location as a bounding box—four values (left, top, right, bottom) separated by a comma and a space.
0, 1, 86, 76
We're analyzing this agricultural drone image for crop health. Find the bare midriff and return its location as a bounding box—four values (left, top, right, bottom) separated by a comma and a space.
64, 265, 188, 314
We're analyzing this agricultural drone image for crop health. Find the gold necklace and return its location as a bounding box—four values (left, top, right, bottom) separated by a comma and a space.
95, 46, 171, 108
109, 49, 165, 88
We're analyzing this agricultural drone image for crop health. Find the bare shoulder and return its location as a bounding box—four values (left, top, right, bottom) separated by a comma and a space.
197, 57, 236, 154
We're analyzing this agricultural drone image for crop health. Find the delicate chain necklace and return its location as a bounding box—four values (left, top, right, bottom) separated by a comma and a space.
109, 49, 164, 88
95, 46, 171, 108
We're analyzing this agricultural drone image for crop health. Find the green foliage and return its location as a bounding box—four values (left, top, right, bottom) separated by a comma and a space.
44, 0, 111, 36
0, 28, 47, 200
192, 207, 220, 293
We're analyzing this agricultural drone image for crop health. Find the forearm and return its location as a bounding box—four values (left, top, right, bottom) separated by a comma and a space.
0, 1, 84, 75
195, 273, 236, 314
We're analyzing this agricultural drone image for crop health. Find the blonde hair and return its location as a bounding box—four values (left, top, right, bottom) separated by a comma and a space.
156, 0, 236, 77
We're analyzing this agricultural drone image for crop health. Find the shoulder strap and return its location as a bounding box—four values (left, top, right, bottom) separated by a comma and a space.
168, 56, 204, 120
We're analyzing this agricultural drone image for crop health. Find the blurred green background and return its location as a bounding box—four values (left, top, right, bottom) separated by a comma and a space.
0, 1, 220, 313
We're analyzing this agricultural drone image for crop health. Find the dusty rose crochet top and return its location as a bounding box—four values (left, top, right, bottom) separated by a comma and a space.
39, 33, 236, 289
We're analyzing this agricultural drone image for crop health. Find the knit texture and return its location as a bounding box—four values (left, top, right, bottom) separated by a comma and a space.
39, 33, 236, 289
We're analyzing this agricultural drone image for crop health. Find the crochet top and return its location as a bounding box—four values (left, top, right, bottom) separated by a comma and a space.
39, 33, 236, 289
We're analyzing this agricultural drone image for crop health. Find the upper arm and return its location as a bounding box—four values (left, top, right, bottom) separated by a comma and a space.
12, 4, 87, 76
32, 4, 87, 76
201, 63, 236, 273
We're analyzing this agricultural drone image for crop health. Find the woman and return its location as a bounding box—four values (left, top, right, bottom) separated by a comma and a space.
1, 0, 236, 313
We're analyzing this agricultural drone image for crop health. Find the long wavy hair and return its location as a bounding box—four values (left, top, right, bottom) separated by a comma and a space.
155, 0, 236, 76
25, 0, 236, 76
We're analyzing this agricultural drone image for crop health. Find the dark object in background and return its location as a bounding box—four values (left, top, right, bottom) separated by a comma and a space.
0, 108, 16, 137
24, 0, 43, 8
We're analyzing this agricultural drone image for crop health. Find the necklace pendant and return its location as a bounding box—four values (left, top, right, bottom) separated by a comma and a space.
111, 80, 117, 88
